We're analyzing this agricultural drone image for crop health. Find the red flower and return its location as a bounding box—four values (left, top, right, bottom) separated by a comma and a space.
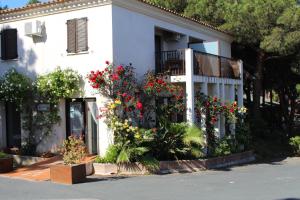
230, 108, 234, 113
122, 93, 127, 97
136, 101, 143, 110
105, 61, 110, 65
213, 97, 218, 102
92, 83, 99, 89
117, 65, 124, 73
111, 74, 119, 81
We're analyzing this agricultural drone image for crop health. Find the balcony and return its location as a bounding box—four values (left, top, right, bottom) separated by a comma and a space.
155, 49, 241, 79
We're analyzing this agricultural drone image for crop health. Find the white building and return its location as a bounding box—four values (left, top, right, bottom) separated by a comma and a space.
0, 0, 243, 156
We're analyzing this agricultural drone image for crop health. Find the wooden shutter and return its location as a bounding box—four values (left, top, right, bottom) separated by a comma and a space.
76, 18, 88, 52
1, 29, 18, 60
67, 19, 76, 53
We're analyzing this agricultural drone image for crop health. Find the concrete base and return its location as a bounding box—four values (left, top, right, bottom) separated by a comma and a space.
93, 151, 255, 175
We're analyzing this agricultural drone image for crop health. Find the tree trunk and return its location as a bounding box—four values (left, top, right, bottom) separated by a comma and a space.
253, 51, 265, 119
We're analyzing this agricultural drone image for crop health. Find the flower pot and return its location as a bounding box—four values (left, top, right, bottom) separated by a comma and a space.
0, 157, 13, 173
50, 163, 86, 185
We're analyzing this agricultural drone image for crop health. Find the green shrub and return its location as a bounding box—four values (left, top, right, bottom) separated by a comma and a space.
151, 122, 205, 160
0, 151, 7, 159
289, 136, 300, 155
61, 135, 87, 165
94, 145, 119, 164
213, 136, 235, 157
236, 122, 251, 151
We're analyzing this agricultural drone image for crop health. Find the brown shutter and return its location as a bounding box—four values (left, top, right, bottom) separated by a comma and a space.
1, 29, 18, 60
76, 18, 88, 52
67, 19, 76, 53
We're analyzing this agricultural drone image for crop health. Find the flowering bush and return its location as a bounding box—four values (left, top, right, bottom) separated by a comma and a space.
61, 135, 87, 165
195, 93, 247, 155
0, 69, 32, 109
87, 62, 187, 164
36, 67, 82, 104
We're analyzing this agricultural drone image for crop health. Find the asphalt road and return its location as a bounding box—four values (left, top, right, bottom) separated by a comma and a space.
0, 157, 300, 200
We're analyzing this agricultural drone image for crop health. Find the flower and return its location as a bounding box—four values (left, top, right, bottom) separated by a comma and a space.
105, 61, 110, 65
111, 74, 119, 81
136, 101, 143, 110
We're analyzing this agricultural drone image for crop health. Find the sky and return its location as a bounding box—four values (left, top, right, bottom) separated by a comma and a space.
0, 0, 49, 8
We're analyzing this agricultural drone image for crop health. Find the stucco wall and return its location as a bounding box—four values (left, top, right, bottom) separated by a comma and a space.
112, 5, 232, 78
0, 5, 113, 153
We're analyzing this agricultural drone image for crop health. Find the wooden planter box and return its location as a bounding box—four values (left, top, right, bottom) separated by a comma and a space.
0, 157, 13, 173
50, 164, 86, 185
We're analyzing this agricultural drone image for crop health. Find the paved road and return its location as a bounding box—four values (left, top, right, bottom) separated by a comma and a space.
0, 157, 300, 200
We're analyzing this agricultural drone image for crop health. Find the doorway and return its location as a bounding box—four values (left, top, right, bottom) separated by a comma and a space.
6, 102, 21, 148
66, 98, 98, 154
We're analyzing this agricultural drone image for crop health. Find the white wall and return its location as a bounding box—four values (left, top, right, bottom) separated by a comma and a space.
0, 5, 114, 153
112, 5, 232, 78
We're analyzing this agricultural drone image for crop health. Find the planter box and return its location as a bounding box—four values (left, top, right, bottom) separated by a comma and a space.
50, 164, 86, 185
93, 151, 255, 175
0, 157, 13, 173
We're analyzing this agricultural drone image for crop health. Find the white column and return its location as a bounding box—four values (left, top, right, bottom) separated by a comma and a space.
219, 83, 226, 138
229, 84, 236, 135
213, 83, 221, 137
185, 48, 195, 125
237, 84, 243, 107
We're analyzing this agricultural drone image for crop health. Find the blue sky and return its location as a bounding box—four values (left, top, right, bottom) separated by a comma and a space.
0, 0, 49, 8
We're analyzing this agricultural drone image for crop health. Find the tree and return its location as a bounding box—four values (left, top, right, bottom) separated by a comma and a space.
27, 0, 41, 5
0, 5, 8, 10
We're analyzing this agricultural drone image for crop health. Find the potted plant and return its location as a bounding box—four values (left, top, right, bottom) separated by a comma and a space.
0, 151, 13, 173
50, 135, 87, 184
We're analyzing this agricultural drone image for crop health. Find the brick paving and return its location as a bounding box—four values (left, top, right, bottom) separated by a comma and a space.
0, 156, 62, 181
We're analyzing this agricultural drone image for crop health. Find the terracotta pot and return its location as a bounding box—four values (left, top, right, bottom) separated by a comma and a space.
0, 157, 13, 173
50, 163, 86, 185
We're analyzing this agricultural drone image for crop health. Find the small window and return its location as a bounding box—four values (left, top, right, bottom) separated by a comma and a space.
67, 18, 88, 53
1, 29, 18, 60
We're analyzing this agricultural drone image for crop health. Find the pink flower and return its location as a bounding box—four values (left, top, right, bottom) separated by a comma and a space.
122, 93, 127, 97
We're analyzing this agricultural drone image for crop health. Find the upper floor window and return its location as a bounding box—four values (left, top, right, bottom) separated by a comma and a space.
1, 29, 18, 60
67, 18, 88, 54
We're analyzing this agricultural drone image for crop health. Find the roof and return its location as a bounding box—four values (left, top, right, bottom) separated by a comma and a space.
0, 0, 229, 35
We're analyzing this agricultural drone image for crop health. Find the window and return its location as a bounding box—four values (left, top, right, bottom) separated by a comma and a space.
67, 18, 88, 53
1, 29, 18, 60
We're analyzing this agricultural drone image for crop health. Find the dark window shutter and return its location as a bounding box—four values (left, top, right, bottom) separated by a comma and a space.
76, 18, 88, 52
67, 19, 76, 53
1, 29, 18, 60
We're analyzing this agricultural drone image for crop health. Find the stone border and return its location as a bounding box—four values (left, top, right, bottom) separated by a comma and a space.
93, 151, 255, 175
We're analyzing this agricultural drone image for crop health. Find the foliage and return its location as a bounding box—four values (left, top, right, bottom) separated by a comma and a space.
21, 68, 81, 155
213, 136, 234, 157
289, 136, 300, 155
235, 121, 251, 151
147, 0, 187, 13
61, 135, 87, 165
0, 151, 7, 159
94, 145, 119, 164
150, 122, 205, 160
0, 69, 32, 109
195, 94, 247, 155
36, 67, 82, 104
27, 0, 41, 5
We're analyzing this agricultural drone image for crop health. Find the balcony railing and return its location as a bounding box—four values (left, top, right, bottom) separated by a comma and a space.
155, 50, 185, 75
155, 49, 241, 79
193, 50, 240, 79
